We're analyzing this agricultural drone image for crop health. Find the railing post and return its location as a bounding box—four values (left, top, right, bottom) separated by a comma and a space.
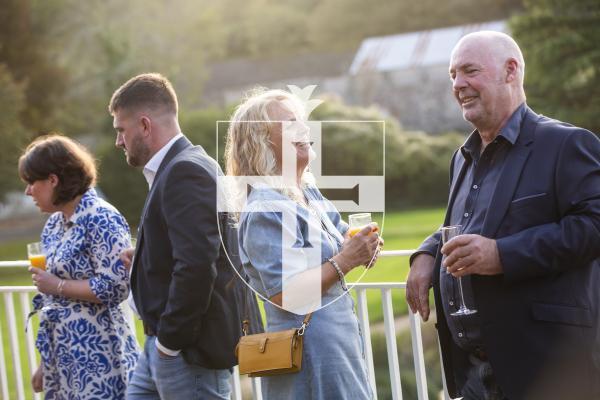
381, 288, 402, 399
0, 316, 9, 400
438, 339, 452, 400
251, 377, 263, 400
123, 301, 138, 338
408, 311, 429, 400
355, 287, 378, 399
19, 292, 42, 400
4, 293, 25, 400
231, 366, 242, 400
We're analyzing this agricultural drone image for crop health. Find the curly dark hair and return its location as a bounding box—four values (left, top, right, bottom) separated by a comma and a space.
18, 134, 97, 205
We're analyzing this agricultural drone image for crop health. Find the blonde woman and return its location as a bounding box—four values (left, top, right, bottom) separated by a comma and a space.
225, 89, 380, 399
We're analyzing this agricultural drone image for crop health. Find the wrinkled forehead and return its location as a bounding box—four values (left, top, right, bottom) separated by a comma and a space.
450, 38, 494, 71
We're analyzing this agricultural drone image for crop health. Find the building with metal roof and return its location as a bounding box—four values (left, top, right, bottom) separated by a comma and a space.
350, 20, 506, 74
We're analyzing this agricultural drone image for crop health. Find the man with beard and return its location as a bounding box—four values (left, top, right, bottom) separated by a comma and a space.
110, 73, 240, 399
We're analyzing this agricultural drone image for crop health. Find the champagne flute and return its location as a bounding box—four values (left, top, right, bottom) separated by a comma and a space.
441, 225, 477, 316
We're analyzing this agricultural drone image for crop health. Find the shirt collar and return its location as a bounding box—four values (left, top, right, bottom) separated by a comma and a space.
498, 102, 526, 145
63, 187, 97, 227
143, 133, 183, 188
460, 102, 526, 160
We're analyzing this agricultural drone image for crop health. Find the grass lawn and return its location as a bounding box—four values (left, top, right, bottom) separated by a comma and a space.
344, 208, 442, 321
0, 238, 36, 262
0, 207, 444, 398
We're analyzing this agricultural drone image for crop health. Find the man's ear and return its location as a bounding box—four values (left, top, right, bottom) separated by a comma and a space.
505, 58, 519, 83
140, 115, 152, 137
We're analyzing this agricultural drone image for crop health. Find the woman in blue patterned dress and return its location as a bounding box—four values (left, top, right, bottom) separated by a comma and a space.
224, 89, 382, 399
18, 134, 138, 399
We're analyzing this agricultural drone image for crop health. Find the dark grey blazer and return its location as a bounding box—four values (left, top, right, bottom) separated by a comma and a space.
131, 136, 241, 369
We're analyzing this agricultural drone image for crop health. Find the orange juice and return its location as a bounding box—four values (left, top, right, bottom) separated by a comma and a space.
29, 255, 46, 270
349, 223, 379, 237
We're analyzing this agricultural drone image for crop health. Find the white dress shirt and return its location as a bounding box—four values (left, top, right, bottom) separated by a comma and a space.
143, 133, 184, 189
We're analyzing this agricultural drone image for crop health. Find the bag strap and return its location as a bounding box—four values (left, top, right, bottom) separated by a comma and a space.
297, 313, 312, 336
242, 303, 313, 337
241, 285, 252, 335
240, 293, 313, 337
240, 189, 317, 337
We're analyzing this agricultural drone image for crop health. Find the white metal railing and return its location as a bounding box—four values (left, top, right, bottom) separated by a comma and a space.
0, 253, 453, 400
0, 261, 29, 268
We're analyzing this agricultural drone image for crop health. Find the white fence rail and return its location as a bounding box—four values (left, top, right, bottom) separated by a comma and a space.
0, 252, 452, 400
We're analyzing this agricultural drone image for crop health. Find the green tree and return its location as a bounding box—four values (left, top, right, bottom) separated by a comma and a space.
307, 0, 522, 51
0, 65, 27, 195
510, 0, 600, 134
0, 0, 68, 198
311, 96, 464, 208
0, 0, 67, 132
96, 137, 147, 229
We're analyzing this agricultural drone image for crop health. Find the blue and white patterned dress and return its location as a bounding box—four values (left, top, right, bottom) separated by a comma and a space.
32, 188, 139, 400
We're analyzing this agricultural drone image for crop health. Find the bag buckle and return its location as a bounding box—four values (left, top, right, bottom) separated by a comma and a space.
259, 337, 268, 353
297, 322, 307, 336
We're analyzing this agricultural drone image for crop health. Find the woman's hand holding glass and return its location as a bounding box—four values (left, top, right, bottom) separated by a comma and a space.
29, 265, 62, 295
336, 223, 383, 272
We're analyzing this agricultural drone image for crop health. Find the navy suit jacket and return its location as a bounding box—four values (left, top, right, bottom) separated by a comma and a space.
131, 136, 242, 369
418, 107, 600, 399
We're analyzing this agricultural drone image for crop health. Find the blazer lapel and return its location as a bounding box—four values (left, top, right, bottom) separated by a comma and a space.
131, 136, 193, 274
481, 108, 538, 237
138, 136, 192, 226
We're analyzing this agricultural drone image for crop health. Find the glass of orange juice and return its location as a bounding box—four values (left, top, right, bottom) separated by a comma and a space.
27, 242, 46, 270
348, 213, 379, 237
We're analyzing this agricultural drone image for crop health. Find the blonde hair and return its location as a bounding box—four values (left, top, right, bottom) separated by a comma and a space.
224, 88, 314, 214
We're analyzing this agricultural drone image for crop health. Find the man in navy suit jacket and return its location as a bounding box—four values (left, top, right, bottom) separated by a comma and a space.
110, 73, 241, 399
406, 32, 600, 399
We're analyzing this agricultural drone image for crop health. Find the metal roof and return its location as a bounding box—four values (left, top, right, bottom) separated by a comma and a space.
350, 20, 507, 74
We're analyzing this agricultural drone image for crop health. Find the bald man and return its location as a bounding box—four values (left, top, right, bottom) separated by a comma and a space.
406, 32, 600, 399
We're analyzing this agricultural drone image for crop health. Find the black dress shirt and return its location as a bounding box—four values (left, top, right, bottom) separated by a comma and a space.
440, 103, 526, 352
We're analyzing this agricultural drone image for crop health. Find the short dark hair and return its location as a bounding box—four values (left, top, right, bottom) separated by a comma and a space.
18, 134, 97, 205
108, 72, 178, 116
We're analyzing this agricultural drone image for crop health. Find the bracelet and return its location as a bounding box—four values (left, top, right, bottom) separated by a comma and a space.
328, 258, 348, 291
57, 279, 66, 296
